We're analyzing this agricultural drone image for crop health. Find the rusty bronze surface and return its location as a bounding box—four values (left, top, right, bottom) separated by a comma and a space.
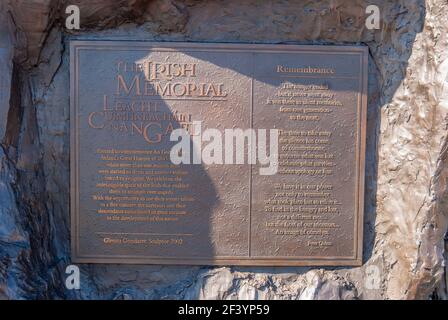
70, 41, 368, 266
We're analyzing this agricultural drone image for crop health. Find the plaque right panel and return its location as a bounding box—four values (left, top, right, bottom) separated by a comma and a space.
250, 49, 367, 265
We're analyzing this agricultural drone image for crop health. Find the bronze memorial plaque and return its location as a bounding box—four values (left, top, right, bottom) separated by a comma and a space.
70, 41, 367, 266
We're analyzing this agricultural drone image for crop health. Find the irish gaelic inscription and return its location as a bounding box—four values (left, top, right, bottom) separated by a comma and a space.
70, 41, 368, 265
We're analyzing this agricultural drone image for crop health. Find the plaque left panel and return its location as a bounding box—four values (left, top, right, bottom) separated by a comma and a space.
70, 41, 252, 264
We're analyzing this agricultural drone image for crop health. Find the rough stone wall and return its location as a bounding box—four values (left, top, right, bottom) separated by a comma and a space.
0, 0, 447, 300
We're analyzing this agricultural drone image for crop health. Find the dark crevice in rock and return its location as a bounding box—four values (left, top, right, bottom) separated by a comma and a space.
1, 65, 67, 298
3, 63, 23, 159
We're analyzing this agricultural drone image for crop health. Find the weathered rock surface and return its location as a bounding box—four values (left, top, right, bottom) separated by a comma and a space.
0, 0, 447, 299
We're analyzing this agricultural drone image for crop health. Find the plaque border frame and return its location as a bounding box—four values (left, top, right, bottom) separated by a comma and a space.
70, 41, 368, 266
